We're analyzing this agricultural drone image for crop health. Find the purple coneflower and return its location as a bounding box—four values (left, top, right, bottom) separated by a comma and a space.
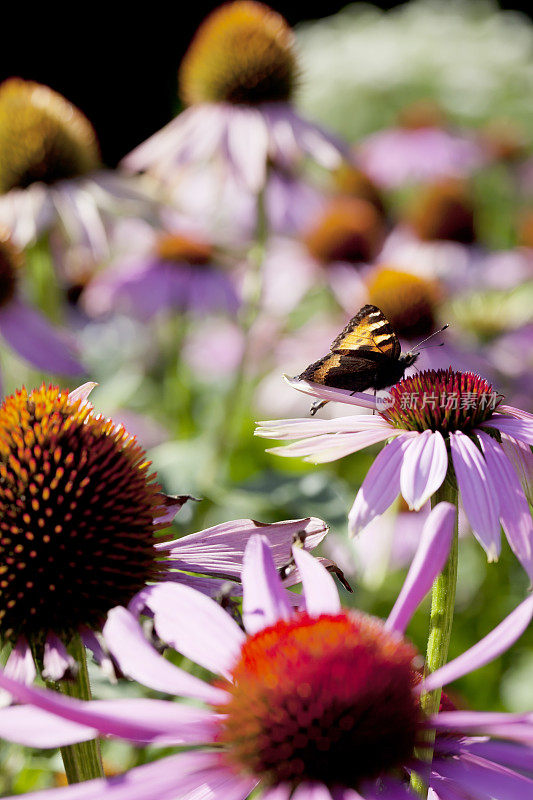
0, 230, 84, 384
0, 507, 533, 799
257, 367, 533, 579
81, 217, 239, 320
0, 78, 152, 256
0, 381, 328, 683
122, 1, 346, 195
356, 101, 483, 189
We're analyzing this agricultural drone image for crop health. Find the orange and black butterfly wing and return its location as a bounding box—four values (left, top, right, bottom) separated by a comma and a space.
330, 304, 401, 359
298, 351, 387, 392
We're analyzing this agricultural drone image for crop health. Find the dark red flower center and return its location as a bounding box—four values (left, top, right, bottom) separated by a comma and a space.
217, 611, 423, 790
366, 265, 442, 339
405, 178, 476, 244
382, 368, 502, 434
304, 197, 385, 266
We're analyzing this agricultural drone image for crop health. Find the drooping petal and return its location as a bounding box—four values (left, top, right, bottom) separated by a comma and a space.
104, 606, 230, 703
42, 633, 76, 682
482, 415, 533, 446
0, 298, 85, 375
157, 517, 328, 579
261, 785, 292, 800
225, 106, 269, 193
291, 783, 334, 800
500, 435, 533, 504
4, 637, 36, 685
477, 431, 533, 582
386, 502, 455, 633
449, 431, 501, 561
292, 546, 341, 616
422, 594, 533, 692
349, 434, 416, 535
131, 584, 245, 680
79, 628, 116, 683
400, 430, 448, 511
242, 534, 292, 635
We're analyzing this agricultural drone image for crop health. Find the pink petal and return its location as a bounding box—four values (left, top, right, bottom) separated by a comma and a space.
68, 382, 97, 406
104, 606, 230, 703
266, 429, 397, 463
500, 435, 533, 504
292, 784, 334, 800
422, 594, 533, 693
386, 502, 455, 634
282, 375, 382, 410
0, 705, 98, 747
158, 517, 328, 579
42, 633, 76, 682
449, 431, 501, 561
292, 546, 341, 616
0, 298, 85, 376
154, 493, 196, 526
482, 416, 533, 446
242, 534, 292, 634
256, 415, 393, 440
478, 432, 533, 582
0, 668, 218, 744
432, 710, 532, 736
261, 786, 292, 800
349, 434, 416, 535
79, 628, 115, 683
4, 638, 36, 685
400, 430, 448, 511
226, 107, 268, 192
134, 583, 245, 680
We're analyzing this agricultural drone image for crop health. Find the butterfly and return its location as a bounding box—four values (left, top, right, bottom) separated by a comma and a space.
297, 305, 447, 415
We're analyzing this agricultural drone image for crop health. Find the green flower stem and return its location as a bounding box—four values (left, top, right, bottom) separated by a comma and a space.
25, 237, 63, 324
49, 635, 104, 784
411, 481, 459, 798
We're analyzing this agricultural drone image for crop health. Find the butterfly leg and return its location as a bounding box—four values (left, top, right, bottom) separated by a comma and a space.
310, 399, 328, 416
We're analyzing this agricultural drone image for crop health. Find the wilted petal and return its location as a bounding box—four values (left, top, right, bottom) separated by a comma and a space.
449, 432, 501, 561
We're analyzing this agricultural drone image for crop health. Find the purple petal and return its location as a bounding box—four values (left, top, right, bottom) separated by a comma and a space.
0, 667, 219, 744
434, 751, 533, 798
242, 534, 292, 634
158, 517, 328, 579
4, 637, 36, 685
386, 502, 455, 634
482, 415, 533, 446
423, 594, 533, 692
478, 432, 533, 582
432, 710, 532, 736
256, 415, 393, 440
261, 785, 292, 800
226, 106, 268, 192
500, 435, 533, 504
0, 298, 85, 375
400, 431, 448, 511
461, 740, 533, 772
79, 628, 116, 682
42, 633, 76, 682
132, 584, 245, 680
154, 493, 197, 526
104, 606, 230, 703
449, 431, 501, 561
292, 546, 341, 616
349, 434, 416, 535
0, 751, 226, 800
266, 429, 397, 464
0, 705, 98, 747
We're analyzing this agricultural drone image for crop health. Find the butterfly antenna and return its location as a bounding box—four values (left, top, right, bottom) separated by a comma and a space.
411, 324, 449, 352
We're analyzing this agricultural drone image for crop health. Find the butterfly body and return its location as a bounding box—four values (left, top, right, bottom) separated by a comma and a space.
297, 304, 419, 395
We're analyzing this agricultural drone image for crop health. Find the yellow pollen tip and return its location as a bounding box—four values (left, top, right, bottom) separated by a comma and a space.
0, 78, 100, 194
179, 1, 297, 106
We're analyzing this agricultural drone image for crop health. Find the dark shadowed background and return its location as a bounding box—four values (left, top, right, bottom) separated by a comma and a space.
3, 1, 532, 165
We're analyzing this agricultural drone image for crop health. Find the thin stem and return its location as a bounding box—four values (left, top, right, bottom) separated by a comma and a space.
50, 635, 104, 784
410, 480, 459, 798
